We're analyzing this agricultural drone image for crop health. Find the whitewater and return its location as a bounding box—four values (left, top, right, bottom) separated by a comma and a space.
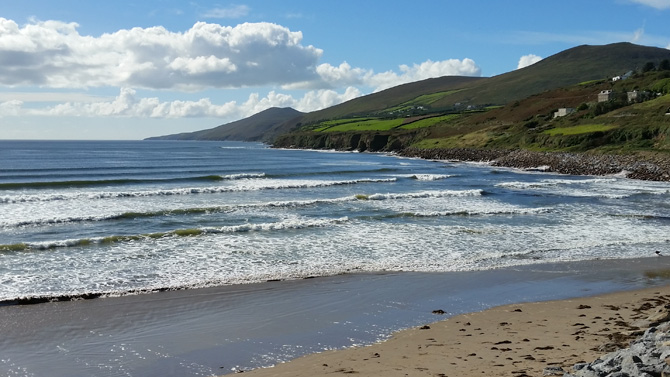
1, 140, 669, 303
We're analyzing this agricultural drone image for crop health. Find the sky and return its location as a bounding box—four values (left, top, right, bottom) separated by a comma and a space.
1, 0, 669, 140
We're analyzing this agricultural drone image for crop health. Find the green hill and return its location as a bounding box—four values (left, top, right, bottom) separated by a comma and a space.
285, 42, 670, 128
427, 42, 670, 107
145, 107, 303, 141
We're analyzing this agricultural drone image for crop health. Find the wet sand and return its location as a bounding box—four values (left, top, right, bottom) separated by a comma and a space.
242, 284, 670, 377
2, 258, 670, 377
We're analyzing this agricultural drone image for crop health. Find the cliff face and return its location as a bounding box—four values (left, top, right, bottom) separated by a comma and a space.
272, 131, 420, 152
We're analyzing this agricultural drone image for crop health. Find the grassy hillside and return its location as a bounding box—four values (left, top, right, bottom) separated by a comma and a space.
277, 42, 670, 134
298, 76, 482, 122
275, 43, 670, 156
413, 71, 670, 154
426, 42, 670, 107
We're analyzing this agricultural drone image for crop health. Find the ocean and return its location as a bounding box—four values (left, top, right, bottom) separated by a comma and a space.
1, 139, 670, 303
2, 140, 670, 376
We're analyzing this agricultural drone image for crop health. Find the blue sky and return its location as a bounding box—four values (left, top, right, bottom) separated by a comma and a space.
1, 0, 669, 140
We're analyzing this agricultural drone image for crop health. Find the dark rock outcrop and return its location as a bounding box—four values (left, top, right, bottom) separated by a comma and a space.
272, 131, 420, 152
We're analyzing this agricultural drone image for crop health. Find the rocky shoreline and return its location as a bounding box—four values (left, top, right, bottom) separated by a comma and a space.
399, 148, 670, 181
563, 300, 670, 377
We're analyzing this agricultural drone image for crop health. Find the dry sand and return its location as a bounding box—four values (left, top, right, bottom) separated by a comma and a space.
237, 285, 670, 376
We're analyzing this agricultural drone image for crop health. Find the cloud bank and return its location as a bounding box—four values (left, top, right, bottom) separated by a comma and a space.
2, 87, 363, 120
0, 18, 480, 92
0, 18, 323, 90
0, 18, 480, 121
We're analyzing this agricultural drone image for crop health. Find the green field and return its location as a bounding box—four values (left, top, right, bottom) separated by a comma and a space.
309, 113, 462, 132
543, 124, 617, 136
311, 118, 374, 131
386, 90, 463, 113
317, 118, 405, 132
400, 114, 460, 130
578, 79, 605, 86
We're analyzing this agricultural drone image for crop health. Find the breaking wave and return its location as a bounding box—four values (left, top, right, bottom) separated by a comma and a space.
3, 188, 482, 228
408, 174, 455, 181
0, 217, 350, 253
358, 189, 483, 201
0, 178, 397, 204
358, 207, 552, 220
0, 173, 267, 191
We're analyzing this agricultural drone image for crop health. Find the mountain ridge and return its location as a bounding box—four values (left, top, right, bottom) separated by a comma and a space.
145, 107, 303, 141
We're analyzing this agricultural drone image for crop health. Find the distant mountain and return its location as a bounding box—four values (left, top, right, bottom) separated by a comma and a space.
145, 107, 303, 141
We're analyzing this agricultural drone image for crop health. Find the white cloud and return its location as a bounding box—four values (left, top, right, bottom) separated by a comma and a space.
201, 5, 251, 19
168, 55, 238, 75
0, 100, 23, 116
1, 87, 363, 121
517, 54, 543, 69
0, 18, 323, 90
628, 0, 670, 9
316, 62, 366, 87
0, 17, 482, 96
293, 87, 362, 112
298, 58, 481, 92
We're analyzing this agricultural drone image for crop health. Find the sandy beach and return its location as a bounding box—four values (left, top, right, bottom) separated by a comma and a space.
239, 285, 670, 377
3, 258, 670, 377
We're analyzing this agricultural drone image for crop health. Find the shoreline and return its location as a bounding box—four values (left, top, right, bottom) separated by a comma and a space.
239, 284, 670, 377
398, 147, 670, 181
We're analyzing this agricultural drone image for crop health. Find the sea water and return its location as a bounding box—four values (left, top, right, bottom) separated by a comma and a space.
1, 139, 670, 303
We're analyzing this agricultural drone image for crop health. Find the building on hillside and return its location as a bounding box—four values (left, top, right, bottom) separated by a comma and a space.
628, 90, 654, 103
598, 90, 613, 102
553, 108, 576, 118
611, 71, 633, 82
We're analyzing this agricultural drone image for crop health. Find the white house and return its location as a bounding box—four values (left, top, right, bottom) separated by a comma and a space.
553, 108, 576, 118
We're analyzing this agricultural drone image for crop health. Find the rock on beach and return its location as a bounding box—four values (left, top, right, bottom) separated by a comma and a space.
565, 304, 670, 377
